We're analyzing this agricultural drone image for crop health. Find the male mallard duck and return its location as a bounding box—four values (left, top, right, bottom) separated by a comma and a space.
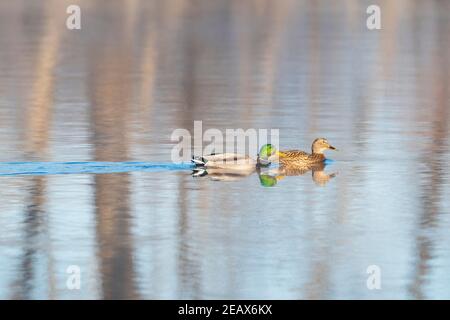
192, 144, 276, 171
271, 138, 337, 165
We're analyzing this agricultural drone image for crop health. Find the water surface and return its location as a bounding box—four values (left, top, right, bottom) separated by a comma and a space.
0, 0, 449, 299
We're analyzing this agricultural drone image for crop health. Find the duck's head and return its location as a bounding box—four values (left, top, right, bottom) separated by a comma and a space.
312, 138, 337, 154
258, 144, 277, 166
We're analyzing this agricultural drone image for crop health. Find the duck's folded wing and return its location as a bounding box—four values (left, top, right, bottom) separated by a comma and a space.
280, 150, 310, 159
204, 153, 248, 162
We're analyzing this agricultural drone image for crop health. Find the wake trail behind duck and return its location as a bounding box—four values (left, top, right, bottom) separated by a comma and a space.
0, 162, 195, 176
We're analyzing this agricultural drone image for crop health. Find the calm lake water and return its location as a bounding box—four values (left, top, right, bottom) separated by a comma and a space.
0, 0, 449, 299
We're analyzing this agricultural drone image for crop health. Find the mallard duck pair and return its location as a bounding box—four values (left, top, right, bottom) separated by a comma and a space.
192, 138, 337, 169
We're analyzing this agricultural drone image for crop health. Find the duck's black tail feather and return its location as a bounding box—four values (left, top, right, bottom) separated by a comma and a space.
191, 156, 206, 166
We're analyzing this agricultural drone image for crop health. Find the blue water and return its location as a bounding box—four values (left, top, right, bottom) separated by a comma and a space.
0, 159, 337, 177
0, 162, 195, 176
1, 0, 450, 300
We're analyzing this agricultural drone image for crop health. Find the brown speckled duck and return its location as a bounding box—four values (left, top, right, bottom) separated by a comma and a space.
270, 138, 337, 166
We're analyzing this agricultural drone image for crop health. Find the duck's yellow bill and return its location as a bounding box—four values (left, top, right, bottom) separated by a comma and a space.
276, 151, 287, 157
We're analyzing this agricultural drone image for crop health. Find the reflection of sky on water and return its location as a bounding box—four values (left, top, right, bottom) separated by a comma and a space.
0, 0, 449, 299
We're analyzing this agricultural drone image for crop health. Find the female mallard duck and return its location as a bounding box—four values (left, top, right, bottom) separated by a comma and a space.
271, 138, 337, 166
192, 144, 276, 171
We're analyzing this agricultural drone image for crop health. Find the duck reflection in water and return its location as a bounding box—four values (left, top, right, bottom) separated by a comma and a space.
192, 161, 337, 186
258, 161, 337, 187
